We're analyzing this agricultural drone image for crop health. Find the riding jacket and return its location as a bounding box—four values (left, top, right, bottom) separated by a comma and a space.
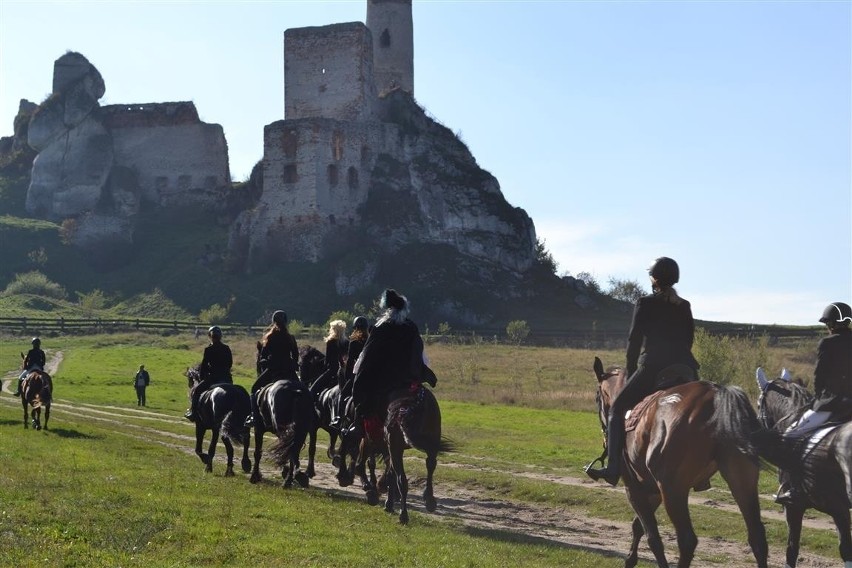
199, 341, 233, 384
352, 317, 423, 417
812, 327, 852, 414
24, 347, 46, 371
258, 330, 299, 380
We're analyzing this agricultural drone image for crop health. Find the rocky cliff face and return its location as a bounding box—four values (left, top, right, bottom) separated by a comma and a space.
228, 89, 537, 312
22, 52, 230, 260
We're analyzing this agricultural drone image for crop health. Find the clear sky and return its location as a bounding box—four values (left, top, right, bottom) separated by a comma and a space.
1, 1, 849, 326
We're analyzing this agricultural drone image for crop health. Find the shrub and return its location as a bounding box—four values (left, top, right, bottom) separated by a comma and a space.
693, 328, 738, 385
326, 310, 353, 329
2, 271, 67, 299
77, 288, 109, 316
506, 320, 531, 345
199, 303, 228, 324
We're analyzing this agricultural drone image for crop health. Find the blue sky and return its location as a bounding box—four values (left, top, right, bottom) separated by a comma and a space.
1, 1, 849, 326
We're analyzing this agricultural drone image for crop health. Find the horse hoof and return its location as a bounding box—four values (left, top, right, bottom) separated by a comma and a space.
295, 471, 310, 489
384, 500, 394, 514
205, 464, 213, 474
366, 489, 379, 506
198, 453, 210, 465
241, 459, 252, 473
250, 473, 261, 484
332, 455, 342, 468
337, 473, 353, 487
224, 468, 235, 478
425, 496, 437, 513
399, 511, 409, 525
306, 467, 315, 479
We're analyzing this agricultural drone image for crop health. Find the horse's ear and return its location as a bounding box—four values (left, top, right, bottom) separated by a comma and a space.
756, 367, 769, 390
593, 357, 605, 381
780, 368, 792, 382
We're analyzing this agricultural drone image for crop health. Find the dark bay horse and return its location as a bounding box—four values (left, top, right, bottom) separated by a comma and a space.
186, 367, 252, 476
298, 345, 346, 478
591, 357, 767, 568
20, 369, 52, 430
249, 378, 315, 488
383, 384, 453, 525
754, 367, 852, 567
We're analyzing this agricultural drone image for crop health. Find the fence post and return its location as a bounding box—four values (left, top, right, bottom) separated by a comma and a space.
59, 316, 65, 332
22, 317, 27, 333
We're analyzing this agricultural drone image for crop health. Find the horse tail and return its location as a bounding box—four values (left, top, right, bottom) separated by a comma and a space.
221, 402, 250, 448
267, 387, 313, 469
709, 384, 761, 459
268, 423, 298, 469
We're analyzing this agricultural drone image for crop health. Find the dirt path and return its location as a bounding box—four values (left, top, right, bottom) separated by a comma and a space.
1, 355, 841, 568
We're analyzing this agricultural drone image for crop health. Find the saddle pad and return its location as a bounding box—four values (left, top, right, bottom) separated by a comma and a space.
624, 391, 684, 432
803, 425, 840, 457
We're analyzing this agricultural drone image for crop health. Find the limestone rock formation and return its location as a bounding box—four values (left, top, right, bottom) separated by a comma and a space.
22, 52, 230, 261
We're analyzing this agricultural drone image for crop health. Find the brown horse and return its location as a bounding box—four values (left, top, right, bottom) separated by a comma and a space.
590, 357, 768, 568
20, 369, 52, 430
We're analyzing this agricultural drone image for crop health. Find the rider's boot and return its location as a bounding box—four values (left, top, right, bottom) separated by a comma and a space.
244, 392, 258, 427
773, 473, 800, 506
329, 395, 347, 431
184, 406, 196, 422
13, 379, 22, 397
584, 417, 624, 486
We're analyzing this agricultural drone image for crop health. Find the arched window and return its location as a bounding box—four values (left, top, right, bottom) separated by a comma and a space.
380, 28, 391, 48
347, 167, 359, 190
327, 164, 339, 186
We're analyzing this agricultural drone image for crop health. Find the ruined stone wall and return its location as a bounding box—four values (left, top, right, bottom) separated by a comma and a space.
110, 122, 230, 206
284, 22, 377, 121
366, 0, 414, 95
101, 102, 200, 128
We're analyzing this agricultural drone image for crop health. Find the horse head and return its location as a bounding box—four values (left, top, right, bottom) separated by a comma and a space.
755, 367, 813, 431
592, 357, 628, 433
298, 345, 325, 385
186, 366, 202, 389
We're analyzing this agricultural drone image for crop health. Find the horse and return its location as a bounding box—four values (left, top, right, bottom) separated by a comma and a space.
20, 369, 52, 430
186, 367, 252, 476
754, 367, 852, 567
297, 345, 345, 477
249, 378, 315, 488
589, 357, 768, 568
334, 403, 384, 506
382, 383, 454, 525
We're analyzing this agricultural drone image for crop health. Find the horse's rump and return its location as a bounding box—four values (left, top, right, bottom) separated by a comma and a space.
22, 371, 52, 407
386, 385, 453, 454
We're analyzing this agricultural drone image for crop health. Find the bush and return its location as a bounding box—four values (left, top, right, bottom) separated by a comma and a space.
693, 328, 739, 385
77, 288, 109, 316
199, 303, 228, 325
506, 320, 531, 345
2, 271, 67, 299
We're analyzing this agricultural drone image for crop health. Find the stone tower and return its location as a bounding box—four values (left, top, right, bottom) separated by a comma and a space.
366, 0, 413, 95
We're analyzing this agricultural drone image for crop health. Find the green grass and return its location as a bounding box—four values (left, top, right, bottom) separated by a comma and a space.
0, 333, 842, 566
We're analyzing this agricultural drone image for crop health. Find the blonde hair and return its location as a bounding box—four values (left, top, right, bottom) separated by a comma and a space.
324, 320, 347, 343
653, 279, 683, 305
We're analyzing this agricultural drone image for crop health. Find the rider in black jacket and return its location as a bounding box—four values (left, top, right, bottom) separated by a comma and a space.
185, 326, 233, 422
245, 310, 299, 427
585, 257, 699, 486
14, 337, 47, 397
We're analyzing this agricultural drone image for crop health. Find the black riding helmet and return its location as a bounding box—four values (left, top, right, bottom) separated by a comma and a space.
819, 302, 852, 328
272, 310, 287, 326
352, 316, 369, 330
208, 325, 222, 339
649, 257, 679, 287
31, 337, 41, 347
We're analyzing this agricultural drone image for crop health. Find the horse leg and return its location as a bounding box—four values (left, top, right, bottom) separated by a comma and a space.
658, 485, 697, 568
387, 427, 408, 524
782, 504, 805, 568
22, 399, 28, 429
625, 486, 668, 567
250, 427, 264, 484
830, 508, 852, 565
719, 459, 768, 568
43, 405, 49, 430
205, 427, 220, 474
626, 516, 646, 568
240, 426, 252, 473
32, 407, 41, 430
195, 423, 209, 465
222, 436, 235, 477
306, 428, 317, 479
423, 451, 438, 512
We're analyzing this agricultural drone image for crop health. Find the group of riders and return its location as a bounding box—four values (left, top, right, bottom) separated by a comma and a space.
183, 287, 435, 440
13, 261, 851, 507
582, 257, 851, 508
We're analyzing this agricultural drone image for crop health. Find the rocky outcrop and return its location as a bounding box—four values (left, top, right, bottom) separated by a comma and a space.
22, 52, 230, 259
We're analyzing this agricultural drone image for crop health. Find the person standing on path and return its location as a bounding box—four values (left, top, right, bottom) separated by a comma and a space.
134, 364, 150, 406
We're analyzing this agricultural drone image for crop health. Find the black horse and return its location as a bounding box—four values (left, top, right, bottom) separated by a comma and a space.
186, 367, 252, 476
249, 378, 315, 488
383, 384, 454, 524
754, 367, 852, 567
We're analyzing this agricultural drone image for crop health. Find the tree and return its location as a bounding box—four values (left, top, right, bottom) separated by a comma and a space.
606, 277, 646, 304
506, 320, 531, 345
533, 238, 557, 275
575, 271, 601, 294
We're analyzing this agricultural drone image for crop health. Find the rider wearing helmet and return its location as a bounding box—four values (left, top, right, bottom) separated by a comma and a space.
585, 257, 700, 486
330, 315, 370, 431
14, 337, 46, 397
352, 289, 426, 431
775, 301, 852, 505
245, 310, 299, 427
185, 326, 233, 422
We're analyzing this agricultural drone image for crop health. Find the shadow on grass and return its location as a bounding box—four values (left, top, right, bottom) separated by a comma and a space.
45, 427, 100, 439
0, 418, 22, 426
462, 525, 628, 562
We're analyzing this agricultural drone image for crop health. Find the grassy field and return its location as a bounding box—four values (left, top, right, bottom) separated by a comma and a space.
0, 332, 841, 567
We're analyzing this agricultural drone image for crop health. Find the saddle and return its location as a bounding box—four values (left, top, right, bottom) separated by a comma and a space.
624, 364, 697, 432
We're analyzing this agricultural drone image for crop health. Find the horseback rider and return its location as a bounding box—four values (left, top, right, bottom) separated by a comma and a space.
352, 289, 426, 433
330, 315, 370, 431
585, 257, 700, 486
308, 319, 348, 400
774, 301, 852, 505
14, 337, 46, 397
185, 326, 233, 422
245, 310, 299, 427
